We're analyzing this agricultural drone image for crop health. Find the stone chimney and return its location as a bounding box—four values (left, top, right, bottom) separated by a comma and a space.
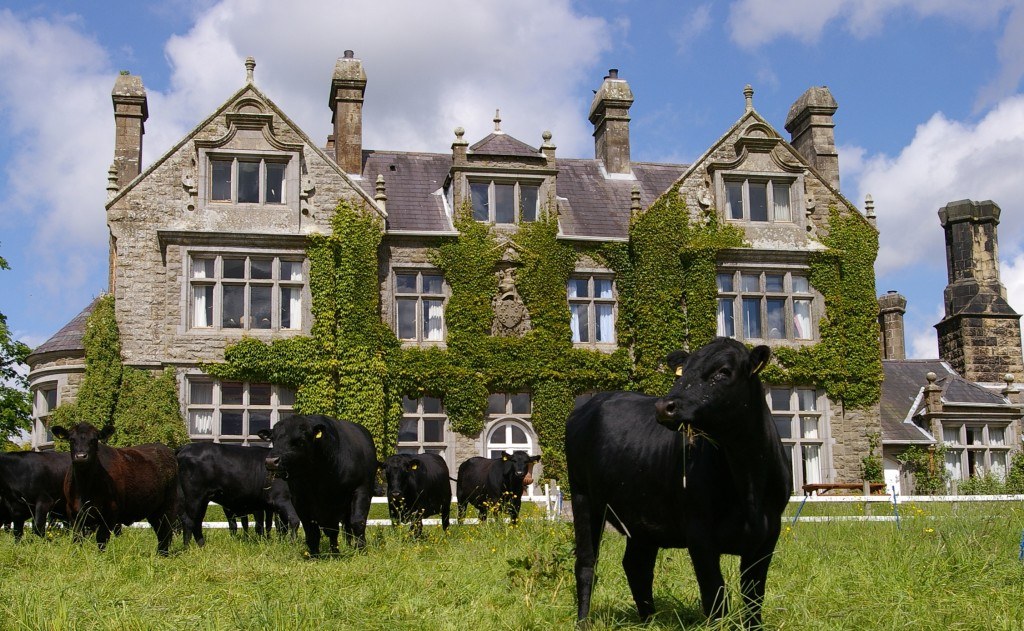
878, 290, 907, 360
588, 69, 633, 176
935, 199, 1023, 383
784, 86, 839, 190
111, 72, 148, 188
329, 50, 367, 175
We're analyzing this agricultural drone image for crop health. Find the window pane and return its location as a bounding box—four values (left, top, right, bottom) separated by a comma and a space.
191, 258, 214, 279
991, 451, 1007, 480
190, 382, 214, 405
189, 410, 213, 435
251, 286, 272, 329
594, 278, 613, 299
488, 394, 506, 415
794, 299, 812, 340
797, 389, 816, 411
595, 303, 615, 343
570, 303, 589, 343
423, 419, 444, 443
989, 427, 1005, 446
222, 382, 244, 405
773, 416, 792, 439
222, 285, 244, 328
945, 450, 962, 480
211, 160, 232, 201
221, 411, 244, 436
510, 425, 527, 444
280, 287, 301, 330
772, 182, 791, 221
494, 183, 515, 223
396, 273, 417, 294
966, 427, 983, 445
471, 182, 490, 221
766, 299, 785, 339
278, 388, 295, 407
943, 427, 960, 445
802, 445, 822, 484
423, 300, 444, 341
223, 258, 245, 279
421, 397, 442, 414
42, 388, 57, 411
193, 285, 214, 328
281, 260, 303, 281
398, 418, 418, 443
249, 411, 271, 437
568, 278, 589, 298
250, 384, 271, 406
402, 396, 418, 414
792, 275, 809, 293
520, 185, 538, 222
741, 273, 760, 292
265, 163, 285, 203
716, 273, 734, 292
765, 274, 784, 292
801, 415, 819, 439
422, 274, 443, 295
510, 393, 530, 414
717, 298, 735, 337
726, 182, 743, 219
770, 389, 791, 410
238, 161, 260, 203
749, 182, 768, 221
742, 298, 761, 338
397, 299, 417, 340
251, 259, 272, 279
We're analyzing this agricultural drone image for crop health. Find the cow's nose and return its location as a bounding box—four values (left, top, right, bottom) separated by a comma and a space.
655, 398, 676, 420
265, 456, 281, 469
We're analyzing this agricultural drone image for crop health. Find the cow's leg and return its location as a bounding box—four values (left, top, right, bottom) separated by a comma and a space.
739, 542, 778, 629
572, 494, 606, 621
32, 502, 50, 538
302, 519, 321, 557
193, 502, 209, 547
323, 524, 341, 554
688, 545, 728, 620
441, 501, 450, 532
95, 523, 111, 552
623, 539, 659, 620
149, 514, 173, 556
254, 510, 266, 538
12, 518, 25, 542
348, 486, 371, 549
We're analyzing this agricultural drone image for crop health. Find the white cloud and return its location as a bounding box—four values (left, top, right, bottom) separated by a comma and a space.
1001, 252, 1024, 318
675, 4, 713, 55
908, 303, 944, 359
850, 95, 1024, 276
977, 2, 1024, 108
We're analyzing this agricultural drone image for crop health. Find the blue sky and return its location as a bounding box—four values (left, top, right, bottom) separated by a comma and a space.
2, 0, 1023, 360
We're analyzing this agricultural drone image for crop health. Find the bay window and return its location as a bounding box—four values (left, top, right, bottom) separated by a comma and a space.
189, 254, 304, 331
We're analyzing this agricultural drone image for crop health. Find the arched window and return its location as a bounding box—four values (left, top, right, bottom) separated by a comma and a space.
486, 419, 534, 459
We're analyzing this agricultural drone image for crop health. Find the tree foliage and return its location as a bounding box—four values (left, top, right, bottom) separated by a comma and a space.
0, 247, 32, 441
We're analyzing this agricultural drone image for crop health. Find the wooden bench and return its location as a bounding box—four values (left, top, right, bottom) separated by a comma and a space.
802, 482, 886, 496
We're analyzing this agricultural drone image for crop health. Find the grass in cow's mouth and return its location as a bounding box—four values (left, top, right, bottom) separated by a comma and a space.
0, 501, 1021, 628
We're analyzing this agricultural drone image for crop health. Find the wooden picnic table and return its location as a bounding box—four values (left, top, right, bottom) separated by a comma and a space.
802, 482, 886, 496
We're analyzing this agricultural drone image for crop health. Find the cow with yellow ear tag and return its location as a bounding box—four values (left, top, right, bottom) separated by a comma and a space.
381, 453, 452, 537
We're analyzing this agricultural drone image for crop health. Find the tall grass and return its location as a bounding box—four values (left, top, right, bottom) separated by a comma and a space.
0, 502, 1021, 629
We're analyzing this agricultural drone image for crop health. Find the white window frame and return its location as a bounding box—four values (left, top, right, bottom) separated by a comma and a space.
397, 395, 450, 466
941, 422, 1012, 482
716, 268, 814, 342
187, 252, 305, 332
33, 382, 58, 448
185, 377, 295, 444
770, 387, 830, 491
723, 177, 795, 223
208, 155, 289, 205
568, 273, 617, 347
394, 269, 447, 343
469, 178, 541, 224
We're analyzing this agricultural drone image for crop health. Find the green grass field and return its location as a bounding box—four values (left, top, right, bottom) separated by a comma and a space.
0, 502, 1022, 630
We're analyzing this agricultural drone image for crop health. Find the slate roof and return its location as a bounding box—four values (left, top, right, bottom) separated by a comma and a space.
469, 133, 541, 157
880, 359, 1011, 444
28, 296, 101, 360
361, 151, 452, 232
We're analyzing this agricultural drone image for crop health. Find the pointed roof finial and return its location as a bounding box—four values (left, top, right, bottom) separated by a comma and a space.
375, 174, 387, 211
630, 186, 642, 214
494, 109, 502, 133
865, 194, 875, 218
744, 84, 754, 112
245, 56, 256, 83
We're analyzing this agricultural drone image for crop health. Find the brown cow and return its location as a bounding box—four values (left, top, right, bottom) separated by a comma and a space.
51, 423, 178, 555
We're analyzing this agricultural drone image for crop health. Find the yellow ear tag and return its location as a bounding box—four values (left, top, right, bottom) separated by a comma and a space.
315, 430, 323, 439
675, 366, 683, 377
411, 463, 418, 470
752, 360, 766, 374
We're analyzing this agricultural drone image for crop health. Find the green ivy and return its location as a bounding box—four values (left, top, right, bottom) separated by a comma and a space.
897, 444, 948, 495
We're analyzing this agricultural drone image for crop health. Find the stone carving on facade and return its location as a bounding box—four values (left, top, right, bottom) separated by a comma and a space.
491, 267, 530, 337
696, 179, 712, 210
300, 169, 316, 216
181, 158, 198, 212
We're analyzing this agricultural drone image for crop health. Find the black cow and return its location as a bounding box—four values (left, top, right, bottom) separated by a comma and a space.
566, 338, 792, 627
176, 442, 299, 547
0, 451, 69, 539
258, 414, 377, 556
50, 423, 178, 555
381, 453, 451, 536
456, 451, 540, 524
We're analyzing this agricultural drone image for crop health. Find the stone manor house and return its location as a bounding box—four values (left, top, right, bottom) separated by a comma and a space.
26, 53, 1023, 493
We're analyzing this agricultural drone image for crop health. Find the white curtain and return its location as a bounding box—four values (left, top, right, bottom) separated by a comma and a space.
190, 410, 213, 435
717, 299, 733, 337
801, 416, 819, 439
282, 287, 301, 330
773, 182, 791, 221
990, 452, 1007, 481
569, 304, 583, 342
596, 304, 614, 342
193, 287, 209, 328
794, 300, 811, 339
802, 445, 821, 485
425, 300, 444, 340
944, 450, 962, 481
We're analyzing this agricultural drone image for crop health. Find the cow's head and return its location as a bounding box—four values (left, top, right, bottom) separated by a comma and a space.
257, 414, 328, 479
654, 338, 770, 440
381, 454, 418, 504
501, 450, 541, 487
50, 422, 114, 465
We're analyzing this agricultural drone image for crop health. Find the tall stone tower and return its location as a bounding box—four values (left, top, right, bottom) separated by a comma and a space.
329, 50, 367, 175
935, 199, 1023, 383
589, 69, 633, 176
878, 290, 907, 360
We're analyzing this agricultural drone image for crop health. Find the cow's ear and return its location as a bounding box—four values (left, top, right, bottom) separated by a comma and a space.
501, 452, 510, 462
312, 423, 326, 440
50, 425, 68, 440
99, 425, 115, 442
528, 455, 541, 464
749, 345, 772, 376
665, 349, 689, 376
256, 429, 273, 441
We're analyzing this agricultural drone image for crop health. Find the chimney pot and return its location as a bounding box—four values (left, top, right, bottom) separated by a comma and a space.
589, 68, 633, 176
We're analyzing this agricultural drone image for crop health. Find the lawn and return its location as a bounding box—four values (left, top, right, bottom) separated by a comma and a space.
0, 502, 1022, 629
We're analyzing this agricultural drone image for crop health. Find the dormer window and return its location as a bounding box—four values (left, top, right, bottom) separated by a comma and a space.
210, 156, 288, 205
724, 178, 792, 222
470, 179, 539, 224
